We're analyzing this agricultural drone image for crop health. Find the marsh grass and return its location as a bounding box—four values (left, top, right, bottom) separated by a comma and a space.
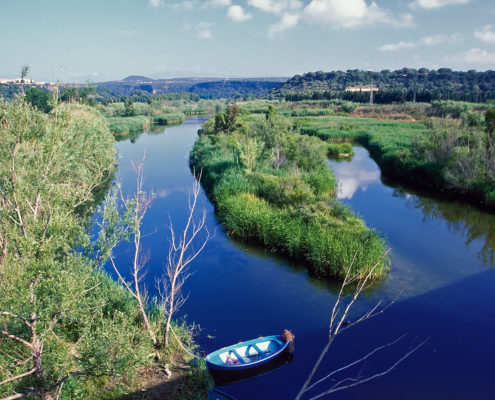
191, 111, 387, 279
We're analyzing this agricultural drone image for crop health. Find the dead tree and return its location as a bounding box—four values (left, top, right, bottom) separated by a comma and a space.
108, 160, 158, 346
295, 249, 428, 400
158, 169, 211, 348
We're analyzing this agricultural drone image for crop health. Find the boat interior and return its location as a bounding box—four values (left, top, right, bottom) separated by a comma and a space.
219, 340, 279, 365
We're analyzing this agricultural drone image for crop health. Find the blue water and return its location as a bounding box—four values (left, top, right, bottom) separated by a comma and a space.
109, 121, 495, 400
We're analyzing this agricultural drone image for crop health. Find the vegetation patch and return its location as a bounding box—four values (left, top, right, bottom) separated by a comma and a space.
296, 104, 495, 207
0, 101, 209, 399
191, 104, 387, 279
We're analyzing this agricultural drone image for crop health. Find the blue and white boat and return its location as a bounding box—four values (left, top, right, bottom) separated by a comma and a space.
206, 332, 294, 385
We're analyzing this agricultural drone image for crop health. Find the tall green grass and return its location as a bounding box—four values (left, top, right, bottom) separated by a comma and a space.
191, 113, 387, 279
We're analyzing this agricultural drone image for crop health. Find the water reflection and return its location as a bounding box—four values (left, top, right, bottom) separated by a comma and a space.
396, 188, 495, 266
328, 148, 380, 199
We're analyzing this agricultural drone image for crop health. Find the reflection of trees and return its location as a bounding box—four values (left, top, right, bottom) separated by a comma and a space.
395, 188, 495, 266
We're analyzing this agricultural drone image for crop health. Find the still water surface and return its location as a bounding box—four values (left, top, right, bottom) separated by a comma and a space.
109, 119, 495, 399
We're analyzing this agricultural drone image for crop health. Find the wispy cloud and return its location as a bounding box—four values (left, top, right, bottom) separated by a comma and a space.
248, 0, 302, 15
268, 13, 299, 37
456, 48, 495, 65
409, 0, 470, 10
227, 5, 252, 22
379, 41, 417, 52
475, 26, 495, 44
303, 0, 413, 29
197, 22, 214, 39
421, 33, 458, 45
148, 0, 164, 7
172, 1, 194, 10
198, 29, 212, 39
204, 0, 232, 7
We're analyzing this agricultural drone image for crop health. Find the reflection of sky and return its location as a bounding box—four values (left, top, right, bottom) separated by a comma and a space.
327, 146, 494, 299
328, 149, 381, 199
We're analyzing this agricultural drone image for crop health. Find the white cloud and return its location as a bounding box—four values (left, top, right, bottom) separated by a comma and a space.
227, 5, 252, 21
198, 29, 212, 39
195, 22, 214, 39
204, 0, 232, 7
303, 0, 411, 29
409, 0, 470, 9
248, 0, 302, 15
148, 0, 164, 7
172, 1, 195, 10
421, 33, 458, 45
378, 41, 417, 52
268, 13, 299, 37
421, 34, 446, 46
458, 48, 495, 64
475, 26, 495, 44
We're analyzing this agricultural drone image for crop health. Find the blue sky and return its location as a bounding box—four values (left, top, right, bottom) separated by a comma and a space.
1, 0, 494, 82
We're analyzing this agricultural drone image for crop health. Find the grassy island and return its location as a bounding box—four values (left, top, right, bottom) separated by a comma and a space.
191, 104, 387, 279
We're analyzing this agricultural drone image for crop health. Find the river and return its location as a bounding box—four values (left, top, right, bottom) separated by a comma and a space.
108, 118, 495, 400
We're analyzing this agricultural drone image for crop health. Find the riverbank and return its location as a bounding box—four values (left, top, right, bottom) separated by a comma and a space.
290, 101, 495, 209
0, 102, 209, 399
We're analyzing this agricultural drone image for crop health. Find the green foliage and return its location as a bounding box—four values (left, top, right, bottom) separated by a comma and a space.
191, 111, 387, 279
25, 87, 53, 113
124, 97, 135, 116
107, 115, 151, 135
292, 105, 495, 205
275, 68, 495, 103
0, 101, 209, 399
327, 142, 353, 157
486, 109, 495, 134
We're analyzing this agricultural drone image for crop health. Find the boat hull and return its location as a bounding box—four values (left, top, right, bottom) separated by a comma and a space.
206, 336, 294, 386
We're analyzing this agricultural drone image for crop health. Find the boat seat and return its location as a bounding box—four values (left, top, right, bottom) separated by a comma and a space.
251, 343, 269, 355
230, 349, 246, 364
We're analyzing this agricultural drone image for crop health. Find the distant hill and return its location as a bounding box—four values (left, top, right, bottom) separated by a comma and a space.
272, 68, 495, 103
120, 75, 154, 83
95, 76, 288, 99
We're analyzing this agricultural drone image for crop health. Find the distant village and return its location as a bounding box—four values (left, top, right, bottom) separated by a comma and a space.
0, 78, 54, 85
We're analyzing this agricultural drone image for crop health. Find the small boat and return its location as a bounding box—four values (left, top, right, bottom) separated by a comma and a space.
206, 331, 294, 386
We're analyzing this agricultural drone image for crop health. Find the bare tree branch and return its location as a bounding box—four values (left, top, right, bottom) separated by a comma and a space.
160, 169, 212, 347
295, 247, 426, 400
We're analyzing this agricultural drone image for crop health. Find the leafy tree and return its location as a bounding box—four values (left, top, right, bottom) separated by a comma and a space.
60, 86, 80, 102
224, 102, 240, 133
124, 97, 135, 116
486, 109, 495, 134
25, 87, 53, 113
20, 64, 29, 83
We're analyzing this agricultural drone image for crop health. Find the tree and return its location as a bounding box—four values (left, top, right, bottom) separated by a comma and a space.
59, 86, 80, 103
158, 169, 211, 348
103, 160, 159, 347
99, 166, 211, 350
486, 109, 495, 135
0, 101, 132, 399
295, 249, 427, 400
124, 97, 135, 116
224, 102, 240, 133
20, 65, 29, 83
25, 88, 53, 113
